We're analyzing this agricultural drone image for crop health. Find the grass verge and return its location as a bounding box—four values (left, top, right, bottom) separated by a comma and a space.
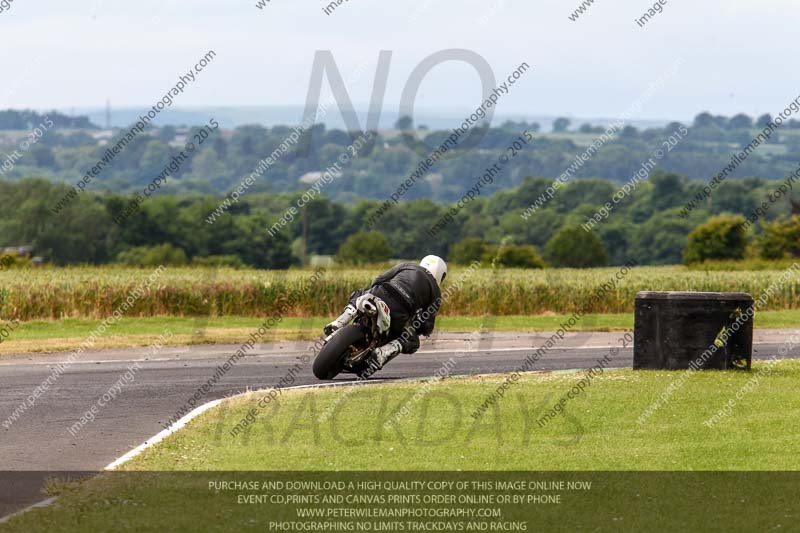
124, 358, 800, 471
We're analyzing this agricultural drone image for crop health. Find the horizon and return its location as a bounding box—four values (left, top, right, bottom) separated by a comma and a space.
4, 105, 773, 132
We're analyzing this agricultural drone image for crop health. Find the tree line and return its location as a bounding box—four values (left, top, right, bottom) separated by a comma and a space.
1, 171, 797, 268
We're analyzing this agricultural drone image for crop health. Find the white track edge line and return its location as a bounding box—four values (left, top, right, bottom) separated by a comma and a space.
0, 497, 58, 525
103, 380, 384, 471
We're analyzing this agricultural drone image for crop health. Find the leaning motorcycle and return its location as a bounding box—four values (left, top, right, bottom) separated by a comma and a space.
312, 294, 391, 380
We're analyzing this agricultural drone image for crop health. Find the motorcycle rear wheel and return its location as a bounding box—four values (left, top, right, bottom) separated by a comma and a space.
313, 324, 368, 379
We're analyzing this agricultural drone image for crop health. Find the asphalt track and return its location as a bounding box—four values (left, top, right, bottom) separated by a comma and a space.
0, 329, 797, 518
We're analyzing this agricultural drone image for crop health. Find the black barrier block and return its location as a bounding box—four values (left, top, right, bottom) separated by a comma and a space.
634, 291, 753, 370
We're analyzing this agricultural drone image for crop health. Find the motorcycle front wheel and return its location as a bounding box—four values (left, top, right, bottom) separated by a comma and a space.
312, 324, 368, 379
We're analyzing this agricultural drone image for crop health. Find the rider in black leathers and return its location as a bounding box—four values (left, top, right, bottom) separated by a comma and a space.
324, 255, 447, 368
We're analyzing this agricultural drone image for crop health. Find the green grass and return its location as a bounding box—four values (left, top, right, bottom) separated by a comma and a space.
4, 360, 800, 532
0, 316, 322, 354
123, 359, 800, 471
1, 311, 796, 355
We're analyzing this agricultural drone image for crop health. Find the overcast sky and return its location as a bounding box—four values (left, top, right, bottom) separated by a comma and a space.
1, 0, 798, 122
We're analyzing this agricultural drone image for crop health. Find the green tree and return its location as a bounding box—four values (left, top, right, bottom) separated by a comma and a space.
552, 117, 571, 133
139, 140, 173, 182
395, 116, 413, 130
492, 244, 545, 268
157, 125, 177, 143
190, 149, 226, 183
29, 146, 56, 168
229, 214, 297, 269
12, 180, 115, 265
598, 222, 634, 266
683, 214, 747, 264
449, 237, 492, 264
710, 181, 759, 216
759, 216, 800, 259
192, 255, 244, 268
728, 113, 753, 129
545, 226, 608, 268
297, 198, 349, 256
693, 112, 714, 128
336, 231, 393, 265
712, 115, 728, 129
650, 172, 685, 211
116, 244, 188, 266
756, 114, 773, 128
629, 208, 696, 265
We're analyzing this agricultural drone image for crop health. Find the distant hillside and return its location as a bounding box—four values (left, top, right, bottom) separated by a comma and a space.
0, 110, 799, 202
0, 109, 97, 130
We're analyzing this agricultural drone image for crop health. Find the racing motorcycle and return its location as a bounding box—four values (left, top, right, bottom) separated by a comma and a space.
312, 293, 391, 380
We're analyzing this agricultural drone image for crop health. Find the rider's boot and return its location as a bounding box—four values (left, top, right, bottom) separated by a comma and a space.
324, 305, 357, 336
372, 339, 403, 369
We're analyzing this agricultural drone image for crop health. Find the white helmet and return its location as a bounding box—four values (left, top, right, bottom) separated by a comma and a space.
420, 255, 447, 286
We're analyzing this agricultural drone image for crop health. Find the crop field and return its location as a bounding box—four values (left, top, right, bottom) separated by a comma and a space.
0, 264, 798, 321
